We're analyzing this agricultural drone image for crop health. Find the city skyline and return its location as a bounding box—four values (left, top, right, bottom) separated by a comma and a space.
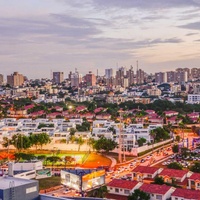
0, 0, 200, 78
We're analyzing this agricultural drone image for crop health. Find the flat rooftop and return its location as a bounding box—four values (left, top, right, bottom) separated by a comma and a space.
0, 176, 38, 190
62, 169, 102, 176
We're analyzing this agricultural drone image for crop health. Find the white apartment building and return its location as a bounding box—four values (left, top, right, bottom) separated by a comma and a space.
187, 94, 200, 104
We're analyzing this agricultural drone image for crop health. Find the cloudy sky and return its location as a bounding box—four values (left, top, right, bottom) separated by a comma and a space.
0, 0, 200, 79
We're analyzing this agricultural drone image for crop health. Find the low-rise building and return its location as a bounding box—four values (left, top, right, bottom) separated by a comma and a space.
139, 183, 174, 200
171, 188, 200, 200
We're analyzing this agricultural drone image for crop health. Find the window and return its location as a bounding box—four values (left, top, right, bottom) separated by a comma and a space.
124, 190, 130, 194
175, 198, 178, 200
152, 194, 154, 197
156, 195, 162, 200
115, 188, 119, 193
147, 174, 152, 178
120, 189, 122, 191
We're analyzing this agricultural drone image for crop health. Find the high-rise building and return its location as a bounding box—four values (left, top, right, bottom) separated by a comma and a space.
166, 71, 176, 82
126, 66, 134, 86
53, 72, 64, 83
136, 69, 145, 84
176, 71, 188, 83
105, 68, 115, 79
191, 68, 200, 79
176, 68, 190, 79
71, 72, 82, 87
0, 74, 3, 85
85, 71, 96, 86
7, 72, 24, 87
155, 72, 166, 84
116, 67, 126, 86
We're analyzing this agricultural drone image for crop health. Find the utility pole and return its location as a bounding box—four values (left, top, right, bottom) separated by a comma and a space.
118, 109, 126, 162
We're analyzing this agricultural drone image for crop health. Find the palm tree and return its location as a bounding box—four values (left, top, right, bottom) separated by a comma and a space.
179, 122, 186, 141
76, 137, 85, 151
87, 138, 96, 152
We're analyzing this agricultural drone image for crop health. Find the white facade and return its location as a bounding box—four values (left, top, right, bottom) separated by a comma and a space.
187, 94, 200, 104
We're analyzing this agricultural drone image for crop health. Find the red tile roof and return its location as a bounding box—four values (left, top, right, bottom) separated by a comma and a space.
172, 188, 200, 200
140, 183, 172, 195
106, 193, 128, 200
159, 168, 188, 178
107, 179, 139, 190
189, 173, 200, 181
132, 166, 159, 174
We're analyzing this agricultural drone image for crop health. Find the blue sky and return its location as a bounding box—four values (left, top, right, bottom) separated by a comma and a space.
0, 0, 200, 79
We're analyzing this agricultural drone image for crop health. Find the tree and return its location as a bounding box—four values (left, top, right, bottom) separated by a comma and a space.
175, 135, 181, 142
172, 144, 179, 153
128, 189, 150, 200
190, 162, 200, 173
14, 153, 36, 161
46, 156, 62, 168
154, 176, 164, 185
179, 122, 186, 140
168, 162, 183, 170
181, 147, 190, 158
36, 133, 51, 149
69, 128, 76, 136
37, 155, 47, 161
150, 127, 170, 143
2, 137, 11, 152
87, 138, 96, 152
94, 137, 118, 153
11, 134, 31, 152
64, 156, 75, 169
75, 137, 85, 151
137, 137, 146, 147
87, 185, 108, 198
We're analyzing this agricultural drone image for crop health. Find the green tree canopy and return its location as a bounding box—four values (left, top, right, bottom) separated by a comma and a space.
190, 162, 200, 173
94, 137, 118, 153
128, 189, 150, 200
137, 137, 146, 147
11, 134, 31, 152
167, 162, 183, 170
172, 144, 179, 153
154, 176, 164, 185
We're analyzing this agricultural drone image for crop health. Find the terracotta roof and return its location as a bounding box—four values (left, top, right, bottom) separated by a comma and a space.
159, 168, 188, 178
106, 193, 128, 200
132, 166, 159, 174
189, 173, 200, 181
107, 179, 139, 190
140, 183, 172, 195
172, 188, 200, 200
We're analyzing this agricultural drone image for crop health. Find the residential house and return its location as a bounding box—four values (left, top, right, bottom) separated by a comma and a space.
171, 188, 200, 200
139, 183, 175, 200
132, 166, 161, 182
159, 169, 189, 186
188, 173, 200, 190
107, 179, 142, 197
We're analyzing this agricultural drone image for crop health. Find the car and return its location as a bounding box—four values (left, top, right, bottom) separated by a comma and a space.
52, 193, 58, 197
141, 159, 145, 163
74, 191, 81, 197
63, 189, 70, 194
